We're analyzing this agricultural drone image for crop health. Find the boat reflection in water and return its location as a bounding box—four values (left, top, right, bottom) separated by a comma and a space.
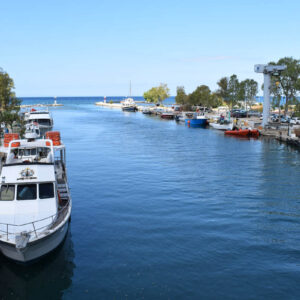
0, 228, 75, 299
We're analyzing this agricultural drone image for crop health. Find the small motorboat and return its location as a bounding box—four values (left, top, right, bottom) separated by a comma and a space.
210, 120, 233, 131
160, 112, 175, 120
225, 129, 260, 137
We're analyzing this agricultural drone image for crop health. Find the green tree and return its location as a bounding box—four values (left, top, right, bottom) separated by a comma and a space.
143, 83, 170, 104
175, 86, 187, 105
216, 77, 230, 102
209, 93, 223, 108
0, 68, 21, 111
239, 79, 258, 112
188, 85, 211, 107
217, 75, 239, 108
0, 68, 21, 132
228, 74, 239, 108
269, 57, 300, 114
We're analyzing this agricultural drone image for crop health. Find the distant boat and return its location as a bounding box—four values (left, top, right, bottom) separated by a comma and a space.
122, 81, 137, 112
122, 98, 137, 112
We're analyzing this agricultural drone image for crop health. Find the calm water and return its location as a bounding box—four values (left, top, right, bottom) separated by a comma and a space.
1, 97, 300, 299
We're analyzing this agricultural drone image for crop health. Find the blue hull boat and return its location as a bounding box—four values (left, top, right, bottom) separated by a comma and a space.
185, 118, 208, 127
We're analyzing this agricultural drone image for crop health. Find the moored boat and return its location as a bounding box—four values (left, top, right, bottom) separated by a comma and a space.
210, 121, 234, 131
160, 112, 175, 119
185, 115, 208, 127
225, 129, 260, 137
24, 109, 53, 137
0, 131, 71, 262
121, 98, 137, 112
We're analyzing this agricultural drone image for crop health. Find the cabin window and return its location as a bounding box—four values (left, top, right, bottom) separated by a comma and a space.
0, 185, 15, 201
39, 183, 54, 199
18, 148, 37, 156
17, 184, 37, 200
36, 119, 51, 126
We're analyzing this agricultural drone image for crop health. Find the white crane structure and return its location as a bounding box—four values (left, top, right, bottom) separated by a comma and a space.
254, 64, 287, 126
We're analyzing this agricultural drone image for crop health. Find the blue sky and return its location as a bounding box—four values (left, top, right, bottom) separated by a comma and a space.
1, 0, 300, 96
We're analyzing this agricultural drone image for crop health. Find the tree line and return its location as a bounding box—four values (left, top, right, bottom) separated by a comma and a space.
176, 75, 259, 110
143, 57, 300, 114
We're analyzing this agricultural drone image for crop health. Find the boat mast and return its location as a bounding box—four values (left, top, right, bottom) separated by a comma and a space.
129, 80, 131, 97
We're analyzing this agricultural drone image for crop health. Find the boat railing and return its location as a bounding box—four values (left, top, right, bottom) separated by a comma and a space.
0, 199, 71, 242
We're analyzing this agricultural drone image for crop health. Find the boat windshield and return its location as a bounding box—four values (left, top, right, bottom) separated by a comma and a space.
39, 183, 54, 199
32, 119, 51, 126
0, 185, 15, 201
17, 184, 37, 200
16, 148, 37, 156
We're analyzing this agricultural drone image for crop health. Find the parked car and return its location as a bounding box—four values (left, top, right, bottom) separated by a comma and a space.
231, 109, 247, 118
289, 117, 300, 125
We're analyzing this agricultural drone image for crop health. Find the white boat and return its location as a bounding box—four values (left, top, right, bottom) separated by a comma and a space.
121, 81, 137, 112
24, 122, 41, 140
121, 98, 137, 112
25, 109, 53, 136
210, 121, 234, 130
0, 131, 71, 262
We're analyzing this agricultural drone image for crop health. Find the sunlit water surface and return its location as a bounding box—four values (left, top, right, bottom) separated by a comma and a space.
0, 97, 300, 299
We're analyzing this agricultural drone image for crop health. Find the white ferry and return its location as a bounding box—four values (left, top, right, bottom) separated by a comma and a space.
0, 131, 71, 262
24, 109, 53, 136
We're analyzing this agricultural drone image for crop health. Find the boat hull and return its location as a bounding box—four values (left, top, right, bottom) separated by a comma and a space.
210, 122, 233, 130
0, 218, 69, 263
122, 106, 137, 112
185, 118, 207, 126
161, 114, 174, 119
225, 129, 259, 137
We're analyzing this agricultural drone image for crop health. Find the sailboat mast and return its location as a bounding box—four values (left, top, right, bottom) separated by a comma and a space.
129, 80, 131, 97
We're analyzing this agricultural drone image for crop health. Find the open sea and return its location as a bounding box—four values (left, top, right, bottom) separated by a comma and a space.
1, 97, 300, 299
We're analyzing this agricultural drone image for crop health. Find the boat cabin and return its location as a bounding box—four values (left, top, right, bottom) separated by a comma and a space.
0, 138, 66, 238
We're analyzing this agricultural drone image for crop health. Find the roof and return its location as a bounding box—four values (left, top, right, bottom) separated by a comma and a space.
28, 113, 52, 120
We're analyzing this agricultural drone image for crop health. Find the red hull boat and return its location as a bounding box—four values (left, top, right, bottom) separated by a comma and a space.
225, 129, 259, 137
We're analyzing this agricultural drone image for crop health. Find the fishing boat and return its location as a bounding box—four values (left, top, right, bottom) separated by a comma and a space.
210, 120, 234, 131
0, 131, 71, 262
185, 115, 208, 127
25, 109, 53, 137
225, 129, 260, 137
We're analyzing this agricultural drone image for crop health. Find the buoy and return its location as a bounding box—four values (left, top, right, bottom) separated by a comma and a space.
188, 120, 191, 127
